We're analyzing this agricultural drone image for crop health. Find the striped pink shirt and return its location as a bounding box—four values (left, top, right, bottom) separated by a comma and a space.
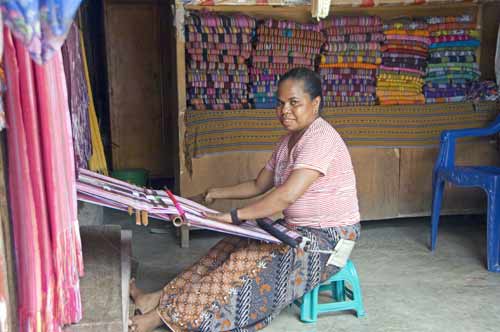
266, 117, 360, 228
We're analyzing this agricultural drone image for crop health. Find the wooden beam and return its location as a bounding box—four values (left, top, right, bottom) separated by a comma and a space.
184, 2, 478, 22
176, 3, 189, 194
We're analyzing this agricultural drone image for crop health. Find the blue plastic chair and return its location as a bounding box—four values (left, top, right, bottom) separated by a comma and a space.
431, 115, 500, 272
294, 260, 365, 323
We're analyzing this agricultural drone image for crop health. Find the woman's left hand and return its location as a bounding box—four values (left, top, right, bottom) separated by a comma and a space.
202, 212, 232, 224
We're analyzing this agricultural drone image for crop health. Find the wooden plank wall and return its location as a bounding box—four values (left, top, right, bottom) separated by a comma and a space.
0, 134, 16, 331
104, 0, 178, 182
180, 141, 498, 220
479, 1, 500, 80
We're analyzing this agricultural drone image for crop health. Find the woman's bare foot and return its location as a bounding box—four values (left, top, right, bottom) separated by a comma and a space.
129, 278, 162, 314
128, 310, 163, 332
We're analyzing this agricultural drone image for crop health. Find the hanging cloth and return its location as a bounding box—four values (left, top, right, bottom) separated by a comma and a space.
4, 26, 83, 331
61, 23, 91, 171
1, 0, 83, 63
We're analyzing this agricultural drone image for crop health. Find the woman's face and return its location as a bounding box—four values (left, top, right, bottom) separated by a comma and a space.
276, 79, 320, 133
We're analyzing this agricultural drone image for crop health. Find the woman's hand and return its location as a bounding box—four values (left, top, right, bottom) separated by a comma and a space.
202, 211, 232, 224
203, 188, 221, 205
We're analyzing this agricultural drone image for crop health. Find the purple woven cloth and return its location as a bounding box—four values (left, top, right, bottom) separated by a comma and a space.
61, 23, 91, 170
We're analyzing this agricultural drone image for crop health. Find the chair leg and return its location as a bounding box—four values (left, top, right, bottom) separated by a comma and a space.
300, 287, 319, 323
334, 280, 345, 301
431, 178, 446, 251
486, 190, 500, 272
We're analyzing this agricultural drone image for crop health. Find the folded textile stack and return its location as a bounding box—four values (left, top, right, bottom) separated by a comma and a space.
185, 14, 255, 110
377, 18, 429, 105
424, 14, 480, 104
251, 19, 323, 109
468, 81, 499, 102
319, 16, 383, 107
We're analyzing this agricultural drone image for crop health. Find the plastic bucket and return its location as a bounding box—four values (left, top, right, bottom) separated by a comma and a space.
111, 168, 149, 187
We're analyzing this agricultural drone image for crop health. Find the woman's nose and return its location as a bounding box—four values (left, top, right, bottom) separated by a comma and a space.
281, 104, 292, 114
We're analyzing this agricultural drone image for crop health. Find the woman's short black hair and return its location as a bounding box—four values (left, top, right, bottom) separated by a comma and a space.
278, 67, 323, 109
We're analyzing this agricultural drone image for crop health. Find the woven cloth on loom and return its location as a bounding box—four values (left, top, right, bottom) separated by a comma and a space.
320, 16, 383, 107
184, 102, 499, 168
251, 18, 323, 108
424, 14, 481, 104
377, 18, 428, 105
185, 13, 255, 110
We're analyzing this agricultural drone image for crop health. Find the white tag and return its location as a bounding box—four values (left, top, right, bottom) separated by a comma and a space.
132, 191, 140, 197
326, 239, 355, 268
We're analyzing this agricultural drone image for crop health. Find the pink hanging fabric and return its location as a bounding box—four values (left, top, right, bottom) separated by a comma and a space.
3, 27, 83, 332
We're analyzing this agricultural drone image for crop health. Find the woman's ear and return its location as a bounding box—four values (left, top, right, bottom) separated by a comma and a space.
313, 96, 321, 114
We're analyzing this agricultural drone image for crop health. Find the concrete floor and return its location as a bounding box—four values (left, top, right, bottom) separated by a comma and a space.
104, 209, 500, 332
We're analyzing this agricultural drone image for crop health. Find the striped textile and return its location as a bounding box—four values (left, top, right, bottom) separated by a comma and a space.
184, 102, 499, 171
265, 118, 360, 228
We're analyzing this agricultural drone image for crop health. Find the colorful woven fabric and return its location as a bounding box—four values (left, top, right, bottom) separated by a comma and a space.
468, 81, 499, 102
426, 14, 474, 25
321, 16, 382, 28
186, 13, 256, 28
428, 55, 476, 63
251, 19, 320, 108
252, 55, 313, 66
261, 18, 321, 32
385, 34, 430, 44
185, 31, 251, 44
425, 15, 481, 104
186, 24, 254, 35
377, 18, 428, 105
188, 61, 247, 71
1, 0, 83, 63
380, 65, 425, 76
320, 63, 379, 69
323, 25, 382, 35
326, 33, 385, 43
61, 23, 91, 171
427, 22, 476, 32
428, 40, 480, 48
255, 42, 321, 55
321, 55, 381, 65
430, 35, 477, 43
383, 21, 427, 31
185, 13, 255, 110
430, 29, 479, 37
184, 102, 499, 160
257, 26, 324, 40
384, 29, 429, 37
320, 16, 382, 107
324, 42, 380, 52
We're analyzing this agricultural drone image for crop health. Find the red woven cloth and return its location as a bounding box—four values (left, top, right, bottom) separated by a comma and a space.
4, 28, 83, 332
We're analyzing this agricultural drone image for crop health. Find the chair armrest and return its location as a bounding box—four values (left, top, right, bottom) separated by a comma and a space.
441, 116, 500, 142
436, 115, 500, 172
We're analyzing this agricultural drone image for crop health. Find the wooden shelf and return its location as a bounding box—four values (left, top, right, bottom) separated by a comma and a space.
184, 2, 479, 22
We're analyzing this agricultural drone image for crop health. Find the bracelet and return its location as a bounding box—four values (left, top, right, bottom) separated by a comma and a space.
230, 208, 244, 225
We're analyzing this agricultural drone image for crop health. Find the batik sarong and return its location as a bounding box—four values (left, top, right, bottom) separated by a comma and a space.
158, 223, 361, 332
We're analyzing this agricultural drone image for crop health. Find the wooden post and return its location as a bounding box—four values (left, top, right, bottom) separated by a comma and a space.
0, 133, 17, 331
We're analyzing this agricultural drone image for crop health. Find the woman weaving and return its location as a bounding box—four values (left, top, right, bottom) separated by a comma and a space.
129, 68, 361, 332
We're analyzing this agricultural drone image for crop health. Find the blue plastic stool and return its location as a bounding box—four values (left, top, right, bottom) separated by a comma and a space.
294, 260, 365, 323
430, 116, 500, 272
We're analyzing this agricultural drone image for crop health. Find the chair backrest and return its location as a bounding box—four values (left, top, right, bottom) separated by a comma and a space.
434, 114, 500, 175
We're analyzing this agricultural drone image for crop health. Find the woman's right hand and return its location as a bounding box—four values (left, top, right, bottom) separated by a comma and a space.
204, 188, 218, 205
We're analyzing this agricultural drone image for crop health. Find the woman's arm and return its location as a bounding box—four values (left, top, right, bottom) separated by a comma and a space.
205, 167, 274, 203
204, 168, 321, 223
